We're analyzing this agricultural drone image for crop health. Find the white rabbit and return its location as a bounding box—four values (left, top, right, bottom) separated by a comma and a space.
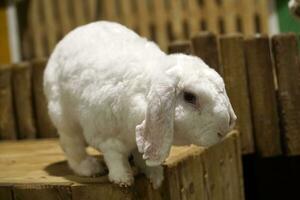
289, 0, 300, 18
44, 21, 236, 188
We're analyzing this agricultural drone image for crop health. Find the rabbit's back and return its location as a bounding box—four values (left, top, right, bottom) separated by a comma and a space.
44, 21, 167, 148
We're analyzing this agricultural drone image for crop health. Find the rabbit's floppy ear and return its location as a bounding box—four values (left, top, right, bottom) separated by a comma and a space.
136, 79, 176, 166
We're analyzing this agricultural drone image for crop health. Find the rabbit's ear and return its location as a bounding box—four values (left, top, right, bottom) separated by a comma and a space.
136, 81, 176, 166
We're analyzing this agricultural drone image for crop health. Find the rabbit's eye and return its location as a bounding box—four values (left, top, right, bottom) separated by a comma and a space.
183, 91, 197, 105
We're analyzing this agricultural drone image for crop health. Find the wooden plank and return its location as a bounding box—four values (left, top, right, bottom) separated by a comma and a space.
240, 0, 255, 35
72, 184, 133, 200
202, 131, 244, 200
12, 62, 36, 139
103, 0, 119, 22
120, 0, 135, 29
219, 34, 254, 154
191, 32, 221, 73
57, 0, 73, 35
32, 59, 57, 138
0, 66, 17, 140
136, 0, 151, 38
203, 0, 219, 34
170, 0, 184, 40
255, 0, 269, 34
153, 0, 168, 50
244, 36, 282, 157
186, 0, 200, 36
0, 5, 11, 64
42, 0, 58, 54
13, 184, 72, 200
87, 0, 97, 21
0, 185, 13, 200
168, 40, 192, 54
272, 33, 300, 155
29, 0, 46, 58
222, 0, 236, 33
73, 0, 86, 26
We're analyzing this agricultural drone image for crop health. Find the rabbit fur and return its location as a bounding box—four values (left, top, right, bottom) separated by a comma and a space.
44, 21, 237, 188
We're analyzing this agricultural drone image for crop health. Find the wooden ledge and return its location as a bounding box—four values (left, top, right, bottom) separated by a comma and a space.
0, 131, 244, 200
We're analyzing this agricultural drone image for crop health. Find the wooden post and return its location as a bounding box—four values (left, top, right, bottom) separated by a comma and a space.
0, 66, 17, 139
32, 59, 56, 138
219, 34, 254, 154
272, 33, 300, 155
12, 62, 36, 139
244, 35, 282, 157
191, 32, 221, 73
168, 40, 192, 54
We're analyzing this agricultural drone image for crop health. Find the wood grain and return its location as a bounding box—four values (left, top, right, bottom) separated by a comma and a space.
12, 62, 36, 139
220, 34, 254, 154
244, 35, 282, 157
168, 40, 192, 54
0, 66, 17, 140
0, 132, 242, 199
272, 33, 300, 155
191, 32, 221, 73
32, 59, 56, 138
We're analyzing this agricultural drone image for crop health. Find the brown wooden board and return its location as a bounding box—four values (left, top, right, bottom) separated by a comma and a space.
219, 34, 254, 154
0, 66, 17, 140
12, 62, 36, 139
272, 33, 300, 155
0, 131, 243, 199
191, 32, 221, 73
168, 40, 192, 54
244, 35, 282, 157
32, 59, 57, 138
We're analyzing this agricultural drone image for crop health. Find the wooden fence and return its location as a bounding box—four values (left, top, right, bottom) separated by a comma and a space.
1, 32, 300, 158
20, 0, 270, 60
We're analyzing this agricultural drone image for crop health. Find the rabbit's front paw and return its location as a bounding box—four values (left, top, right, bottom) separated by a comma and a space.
70, 156, 105, 177
145, 165, 164, 189
108, 169, 134, 187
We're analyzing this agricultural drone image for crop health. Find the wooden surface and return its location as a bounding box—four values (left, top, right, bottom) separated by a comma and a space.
0, 66, 17, 140
12, 62, 36, 139
191, 32, 221, 73
272, 33, 300, 156
0, 4, 10, 64
220, 34, 254, 154
244, 36, 281, 157
20, 0, 270, 59
0, 131, 244, 200
168, 40, 192, 54
31, 59, 57, 138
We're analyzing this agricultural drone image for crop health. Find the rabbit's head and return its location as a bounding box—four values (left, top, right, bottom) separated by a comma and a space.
136, 54, 236, 166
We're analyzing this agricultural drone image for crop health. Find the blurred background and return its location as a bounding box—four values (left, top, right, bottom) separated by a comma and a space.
0, 0, 299, 64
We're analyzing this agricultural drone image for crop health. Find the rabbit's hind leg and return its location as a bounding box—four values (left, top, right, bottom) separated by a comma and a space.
57, 118, 105, 177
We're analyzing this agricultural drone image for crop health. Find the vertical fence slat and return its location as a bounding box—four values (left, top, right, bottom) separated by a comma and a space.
136, 0, 151, 38
32, 59, 56, 138
73, 0, 87, 26
42, 0, 58, 54
12, 62, 36, 139
203, 0, 219, 34
103, 0, 119, 22
87, 0, 97, 21
29, 0, 46, 58
222, 0, 236, 33
272, 34, 300, 155
153, 0, 168, 50
256, 0, 269, 34
120, 0, 135, 29
191, 32, 221, 73
245, 36, 281, 157
220, 34, 254, 154
170, 0, 184, 40
168, 40, 192, 54
58, 0, 73, 35
0, 66, 17, 140
187, 0, 200, 36
240, 0, 255, 35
